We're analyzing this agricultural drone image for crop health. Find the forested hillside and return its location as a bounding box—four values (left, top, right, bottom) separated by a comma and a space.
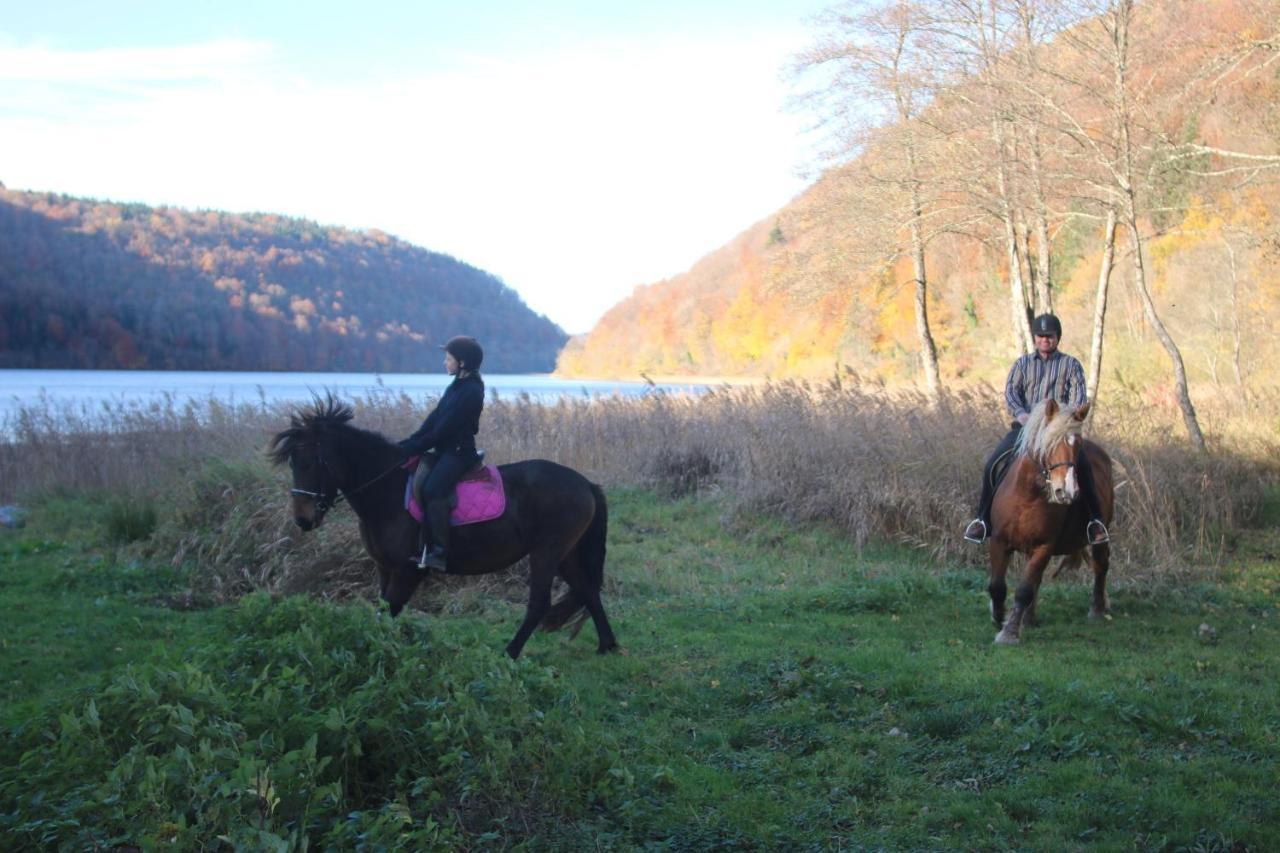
0, 188, 566, 372
559, 0, 1280, 396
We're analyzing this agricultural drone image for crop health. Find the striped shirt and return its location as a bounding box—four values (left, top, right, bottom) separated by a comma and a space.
1004, 350, 1087, 420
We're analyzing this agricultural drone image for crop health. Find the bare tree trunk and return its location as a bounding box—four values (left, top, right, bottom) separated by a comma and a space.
1107, 0, 1206, 452
1012, 0, 1053, 312
907, 144, 941, 400
1005, 214, 1032, 355
1017, 214, 1038, 309
1126, 216, 1207, 451
1223, 236, 1244, 384
995, 121, 1032, 355
1028, 124, 1054, 312
1087, 207, 1118, 404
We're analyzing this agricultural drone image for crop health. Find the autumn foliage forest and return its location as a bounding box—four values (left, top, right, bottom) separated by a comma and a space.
558, 0, 1280, 412
0, 187, 567, 373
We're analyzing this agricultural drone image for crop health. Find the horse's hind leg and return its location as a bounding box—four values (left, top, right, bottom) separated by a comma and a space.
558, 553, 618, 654
506, 549, 558, 660
1088, 544, 1111, 621
1023, 595, 1038, 628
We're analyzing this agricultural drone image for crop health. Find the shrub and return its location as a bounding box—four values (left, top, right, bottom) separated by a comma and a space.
104, 499, 158, 543
0, 594, 624, 848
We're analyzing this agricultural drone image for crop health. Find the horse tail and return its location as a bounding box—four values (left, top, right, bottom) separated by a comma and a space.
541, 483, 608, 633
580, 483, 608, 591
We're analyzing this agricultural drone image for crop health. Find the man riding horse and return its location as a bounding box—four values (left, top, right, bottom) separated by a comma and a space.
963, 313, 1110, 547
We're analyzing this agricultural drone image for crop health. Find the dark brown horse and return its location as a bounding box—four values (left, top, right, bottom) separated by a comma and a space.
987, 399, 1114, 645
269, 397, 619, 659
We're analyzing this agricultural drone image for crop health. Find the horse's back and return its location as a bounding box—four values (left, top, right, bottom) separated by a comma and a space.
493, 458, 602, 522
496, 458, 595, 492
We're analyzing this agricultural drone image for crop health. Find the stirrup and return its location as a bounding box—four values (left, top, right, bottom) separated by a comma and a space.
1087, 519, 1111, 546
963, 519, 989, 544
416, 545, 447, 571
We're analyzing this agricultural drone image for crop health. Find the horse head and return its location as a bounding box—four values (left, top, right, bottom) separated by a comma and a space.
1018, 398, 1092, 505
269, 396, 358, 530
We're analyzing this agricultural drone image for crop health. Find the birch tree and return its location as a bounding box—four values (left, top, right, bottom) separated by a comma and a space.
794, 0, 944, 399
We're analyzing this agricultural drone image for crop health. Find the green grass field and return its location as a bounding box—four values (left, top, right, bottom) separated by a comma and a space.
2, 490, 1277, 850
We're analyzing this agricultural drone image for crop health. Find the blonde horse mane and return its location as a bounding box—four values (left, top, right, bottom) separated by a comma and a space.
1016, 400, 1084, 462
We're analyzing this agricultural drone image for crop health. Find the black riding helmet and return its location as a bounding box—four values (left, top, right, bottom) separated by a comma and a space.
1032, 313, 1062, 338
442, 335, 484, 371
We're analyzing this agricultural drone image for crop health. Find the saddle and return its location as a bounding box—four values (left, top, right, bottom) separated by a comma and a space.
987, 446, 1017, 492
403, 451, 506, 527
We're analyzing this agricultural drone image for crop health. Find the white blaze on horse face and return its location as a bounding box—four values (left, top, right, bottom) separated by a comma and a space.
1064, 435, 1080, 500
1048, 469, 1069, 503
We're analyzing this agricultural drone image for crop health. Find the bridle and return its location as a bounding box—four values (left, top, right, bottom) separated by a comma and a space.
289, 441, 340, 513
289, 440, 403, 515
1038, 436, 1080, 484
1039, 459, 1075, 481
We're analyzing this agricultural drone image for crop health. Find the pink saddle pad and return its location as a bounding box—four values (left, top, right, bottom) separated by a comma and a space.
404, 463, 506, 526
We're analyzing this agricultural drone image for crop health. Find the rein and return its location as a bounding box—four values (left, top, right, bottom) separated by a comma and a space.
290, 442, 404, 514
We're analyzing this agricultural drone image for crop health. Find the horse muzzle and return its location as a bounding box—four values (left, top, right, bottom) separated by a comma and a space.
294, 503, 330, 530
1043, 465, 1078, 505
289, 499, 328, 531
1048, 487, 1074, 505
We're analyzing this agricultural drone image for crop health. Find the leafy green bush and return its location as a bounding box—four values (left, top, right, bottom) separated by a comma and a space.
0, 594, 624, 849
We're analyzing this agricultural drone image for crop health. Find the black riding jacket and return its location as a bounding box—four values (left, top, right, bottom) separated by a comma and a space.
398, 373, 484, 457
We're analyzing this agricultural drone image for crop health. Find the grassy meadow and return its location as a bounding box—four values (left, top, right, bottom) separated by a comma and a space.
1, 385, 1278, 849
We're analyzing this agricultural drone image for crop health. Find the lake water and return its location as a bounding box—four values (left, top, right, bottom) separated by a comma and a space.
0, 369, 709, 430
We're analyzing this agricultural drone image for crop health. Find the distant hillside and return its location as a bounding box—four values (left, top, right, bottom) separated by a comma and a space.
559, 0, 1280, 389
0, 188, 566, 372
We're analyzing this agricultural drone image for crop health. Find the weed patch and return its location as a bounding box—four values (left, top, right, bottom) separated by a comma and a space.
0, 594, 623, 849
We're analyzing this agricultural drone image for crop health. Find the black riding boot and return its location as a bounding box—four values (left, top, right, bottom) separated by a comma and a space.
1076, 450, 1110, 545
965, 425, 1022, 544
416, 500, 451, 571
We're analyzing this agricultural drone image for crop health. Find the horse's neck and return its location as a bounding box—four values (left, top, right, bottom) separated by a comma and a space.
1011, 454, 1044, 492
336, 435, 406, 518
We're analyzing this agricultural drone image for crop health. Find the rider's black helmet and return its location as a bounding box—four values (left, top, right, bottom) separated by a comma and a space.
1031, 313, 1062, 338
442, 335, 484, 371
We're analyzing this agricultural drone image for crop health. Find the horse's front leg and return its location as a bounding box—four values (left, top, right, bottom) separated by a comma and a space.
382, 564, 426, 618
377, 564, 391, 602
987, 541, 1011, 629
996, 546, 1053, 645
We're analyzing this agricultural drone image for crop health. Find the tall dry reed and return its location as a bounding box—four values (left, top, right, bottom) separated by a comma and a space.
2, 382, 1275, 599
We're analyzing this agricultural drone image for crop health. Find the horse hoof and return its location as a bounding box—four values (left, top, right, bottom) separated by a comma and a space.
994, 631, 1020, 645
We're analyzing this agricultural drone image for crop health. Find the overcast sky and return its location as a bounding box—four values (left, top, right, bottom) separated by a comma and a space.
0, 1, 832, 333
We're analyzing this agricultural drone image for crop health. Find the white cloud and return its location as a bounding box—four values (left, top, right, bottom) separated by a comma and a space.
0, 39, 271, 82
0, 31, 814, 333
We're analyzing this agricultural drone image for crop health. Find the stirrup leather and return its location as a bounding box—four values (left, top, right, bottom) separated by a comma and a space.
1087, 519, 1111, 545
416, 545, 447, 571
963, 519, 989, 544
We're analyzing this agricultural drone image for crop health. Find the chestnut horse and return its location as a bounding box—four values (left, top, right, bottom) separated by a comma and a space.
987, 399, 1114, 645
269, 397, 619, 659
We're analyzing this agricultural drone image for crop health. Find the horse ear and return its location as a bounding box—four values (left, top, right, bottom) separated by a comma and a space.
1043, 399, 1058, 419
1074, 399, 1092, 421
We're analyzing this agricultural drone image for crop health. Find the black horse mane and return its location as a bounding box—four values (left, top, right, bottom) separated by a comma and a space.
268, 394, 397, 465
